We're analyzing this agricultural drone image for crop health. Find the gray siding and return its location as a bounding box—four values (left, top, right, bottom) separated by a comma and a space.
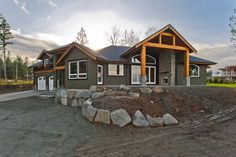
190, 65, 207, 85
102, 63, 129, 85
64, 48, 97, 89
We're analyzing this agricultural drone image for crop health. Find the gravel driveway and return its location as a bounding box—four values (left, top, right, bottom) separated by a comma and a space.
0, 96, 101, 157
0, 94, 236, 157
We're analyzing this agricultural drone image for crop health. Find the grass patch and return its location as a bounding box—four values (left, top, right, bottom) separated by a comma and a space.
0, 80, 33, 86
207, 83, 236, 88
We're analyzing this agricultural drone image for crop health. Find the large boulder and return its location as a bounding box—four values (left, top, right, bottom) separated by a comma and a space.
152, 86, 165, 93
139, 88, 152, 94
61, 94, 67, 106
89, 85, 97, 93
82, 99, 93, 107
67, 90, 76, 99
82, 104, 97, 122
119, 84, 130, 91
111, 109, 131, 127
71, 98, 78, 107
94, 109, 110, 124
146, 115, 163, 127
132, 110, 149, 127
128, 92, 140, 98
77, 98, 86, 107
55, 89, 66, 103
91, 92, 105, 99
75, 89, 91, 99
162, 113, 178, 126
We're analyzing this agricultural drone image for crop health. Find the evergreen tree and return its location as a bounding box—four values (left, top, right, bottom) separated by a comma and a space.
230, 9, 236, 50
0, 13, 14, 80
76, 27, 89, 45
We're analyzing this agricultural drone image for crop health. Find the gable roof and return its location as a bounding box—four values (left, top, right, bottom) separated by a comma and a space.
37, 50, 53, 60
121, 24, 197, 57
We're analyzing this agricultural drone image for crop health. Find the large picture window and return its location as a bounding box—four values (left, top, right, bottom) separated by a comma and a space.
69, 60, 87, 79
108, 64, 124, 76
190, 64, 200, 77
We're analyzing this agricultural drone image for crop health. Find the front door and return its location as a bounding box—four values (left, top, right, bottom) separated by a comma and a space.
131, 65, 156, 84
97, 65, 103, 84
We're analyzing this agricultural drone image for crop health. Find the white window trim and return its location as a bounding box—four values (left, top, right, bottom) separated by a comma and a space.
68, 60, 87, 79
131, 65, 140, 84
108, 64, 124, 76
69, 61, 78, 79
77, 60, 87, 79
97, 65, 103, 85
44, 59, 49, 66
131, 65, 156, 85
190, 64, 200, 78
131, 54, 156, 65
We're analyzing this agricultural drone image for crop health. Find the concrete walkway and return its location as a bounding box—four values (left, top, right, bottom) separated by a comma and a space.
0, 90, 44, 102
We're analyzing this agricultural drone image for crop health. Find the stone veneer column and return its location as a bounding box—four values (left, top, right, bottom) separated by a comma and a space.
170, 52, 176, 86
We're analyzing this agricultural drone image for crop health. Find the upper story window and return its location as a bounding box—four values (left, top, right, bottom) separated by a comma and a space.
131, 54, 156, 64
44, 59, 49, 67
108, 64, 124, 76
68, 60, 87, 79
190, 64, 200, 77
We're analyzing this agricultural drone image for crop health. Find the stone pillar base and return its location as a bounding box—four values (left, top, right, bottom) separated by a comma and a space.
140, 75, 147, 87
186, 77, 190, 86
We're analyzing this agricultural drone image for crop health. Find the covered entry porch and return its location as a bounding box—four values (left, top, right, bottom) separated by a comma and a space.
123, 25, 196, 86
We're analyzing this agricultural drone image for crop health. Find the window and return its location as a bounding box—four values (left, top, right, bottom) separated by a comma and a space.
44, 59, 49, 66
68, 60, 87, 79
131, 54, 156, 64
97, 65, 103, 84
108, 64, 124, 76
190, 64, 200, 77
69, 61, 77, 79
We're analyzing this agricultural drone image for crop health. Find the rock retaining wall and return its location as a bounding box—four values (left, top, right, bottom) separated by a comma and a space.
55, 85, 178, 128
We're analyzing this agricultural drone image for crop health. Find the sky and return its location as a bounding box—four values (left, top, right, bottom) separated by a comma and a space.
0, 0, 236, 70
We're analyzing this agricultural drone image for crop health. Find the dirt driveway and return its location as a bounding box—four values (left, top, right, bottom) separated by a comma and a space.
0, 89, 235, 157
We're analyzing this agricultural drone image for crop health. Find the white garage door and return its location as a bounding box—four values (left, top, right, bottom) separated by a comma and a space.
49, 76, 54, 91
37, 76, 46, 90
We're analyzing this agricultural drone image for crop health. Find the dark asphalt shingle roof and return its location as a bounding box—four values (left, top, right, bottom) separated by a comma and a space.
28, 61, 43, 68
189, 56, 216, 65
95, 45, 130, 61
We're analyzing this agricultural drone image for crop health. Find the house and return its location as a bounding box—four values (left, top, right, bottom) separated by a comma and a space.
29, 24, 216, 90
216, 65, 236, 82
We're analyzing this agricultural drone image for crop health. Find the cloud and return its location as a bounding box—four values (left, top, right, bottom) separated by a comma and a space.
191, 42, 236, 71
12, 0, 30, 14
7, 29, 58, 63
20, 2, 30, 14
38, 0, 57, 7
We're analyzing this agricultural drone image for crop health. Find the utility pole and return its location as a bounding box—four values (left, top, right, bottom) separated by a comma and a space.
15, 59, 18, 81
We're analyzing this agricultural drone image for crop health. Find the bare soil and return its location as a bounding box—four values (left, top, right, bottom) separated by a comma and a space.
0, 84, 33, 94
93, 87, 236, 122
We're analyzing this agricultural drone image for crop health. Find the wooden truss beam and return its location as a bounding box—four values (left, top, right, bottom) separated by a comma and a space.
144, 42, 189, 51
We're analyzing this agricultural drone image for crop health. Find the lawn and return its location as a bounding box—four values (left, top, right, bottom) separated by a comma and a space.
207, 83, 236, 88
0, 79, 33, 86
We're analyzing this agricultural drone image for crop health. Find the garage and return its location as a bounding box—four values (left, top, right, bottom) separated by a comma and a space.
49, 76, 54, 90
37, 76, 46, 90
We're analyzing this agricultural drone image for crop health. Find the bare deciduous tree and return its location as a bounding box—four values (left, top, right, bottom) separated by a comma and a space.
127, 30, 140, 46
145, 26, 157, 37
76, 27, 89, 45
106, 26, 121, 45
119, 30, 129, 46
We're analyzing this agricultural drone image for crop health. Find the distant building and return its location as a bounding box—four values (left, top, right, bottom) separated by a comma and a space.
216, 65, 236, 82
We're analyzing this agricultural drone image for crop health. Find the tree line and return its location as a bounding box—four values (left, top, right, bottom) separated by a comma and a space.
76, 26, 158, 46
